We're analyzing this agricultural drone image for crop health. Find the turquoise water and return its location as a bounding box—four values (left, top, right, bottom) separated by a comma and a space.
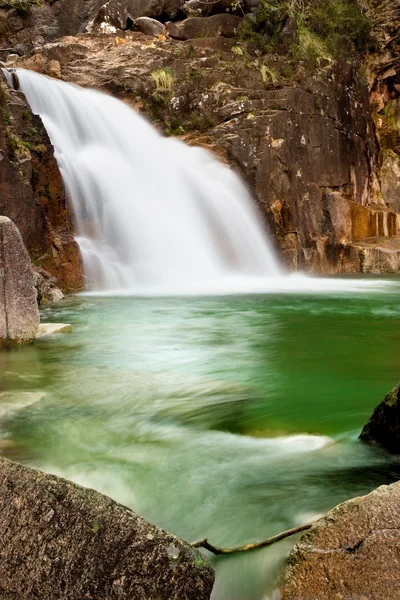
1, 280, 400, 599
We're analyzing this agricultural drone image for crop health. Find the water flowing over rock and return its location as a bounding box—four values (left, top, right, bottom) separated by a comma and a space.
0, 216, 39, 347
360, 381, 400, 453
0, 456, 214, 599
12, 68, 280, 294
280, 481, 400, 600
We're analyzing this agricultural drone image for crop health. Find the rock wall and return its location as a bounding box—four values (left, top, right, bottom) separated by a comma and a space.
0, 77, 83, 292
0, 455, 214, 599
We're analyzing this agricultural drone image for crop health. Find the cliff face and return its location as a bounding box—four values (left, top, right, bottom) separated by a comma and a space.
0, 79, 83, 291
1, 0, 400, 276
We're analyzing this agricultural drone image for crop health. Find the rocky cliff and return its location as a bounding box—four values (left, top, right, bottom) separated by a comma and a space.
0, 75, 83, 292
1, 0, 400, 276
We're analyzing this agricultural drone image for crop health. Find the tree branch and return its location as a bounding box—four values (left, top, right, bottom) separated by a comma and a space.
191, 522, 315, 556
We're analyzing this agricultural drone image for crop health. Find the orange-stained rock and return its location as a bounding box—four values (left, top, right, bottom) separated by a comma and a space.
0, 79, 83, 293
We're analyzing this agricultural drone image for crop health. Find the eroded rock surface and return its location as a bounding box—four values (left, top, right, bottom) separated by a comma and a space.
0, 77, 83, 292
360, 381, 400, 453
0, 456, 214, 599
13, 31, 400, 274
0, 216, 39, 346
280, 481, 400, 600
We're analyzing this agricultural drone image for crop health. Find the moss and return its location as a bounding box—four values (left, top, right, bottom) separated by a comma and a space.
186, 113, 217, 133
187, 67, 203, 82
3, 0, 43, 15
7, 133, 31, 160
91, 518, 101, 534
164, 117, 185, 137
0, 106, 11, 126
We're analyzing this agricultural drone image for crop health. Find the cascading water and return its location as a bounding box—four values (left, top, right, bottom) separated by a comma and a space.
4, 68, 282, 294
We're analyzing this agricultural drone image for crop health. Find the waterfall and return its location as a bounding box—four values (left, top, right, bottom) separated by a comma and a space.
5, 68, 282, 294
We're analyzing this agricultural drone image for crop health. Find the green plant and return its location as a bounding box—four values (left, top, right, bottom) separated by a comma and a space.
0, 106, 11, 126
188, 67, 203, 82
4, 0, 43, 15
151, 67, 174, 105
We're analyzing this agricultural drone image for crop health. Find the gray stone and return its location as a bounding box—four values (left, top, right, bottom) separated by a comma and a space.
166, 14, 242, 40
0, 216, 39, 347
280, 481, 400, 600
0, 456, 214, 599
360, 381, 400, 453
134, 16, 164, 36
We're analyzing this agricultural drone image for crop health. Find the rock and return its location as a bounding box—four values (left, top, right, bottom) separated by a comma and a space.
36, 323, 72, 337
134, 16, 164, 37
183, 0, 243, 17
166, 14, 242, 40
33, 268, 64, 305
0, 78, 84, 293
280, 481, 400, 600
0, 456, 214, 599
94, 0, 165, 29
281, 16, 297, 46
360, 381, 400, 453
0, 216, 39, 347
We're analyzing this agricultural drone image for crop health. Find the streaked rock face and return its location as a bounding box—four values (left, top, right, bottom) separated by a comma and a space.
0, 216, 39, 347
280, 481, 400, 600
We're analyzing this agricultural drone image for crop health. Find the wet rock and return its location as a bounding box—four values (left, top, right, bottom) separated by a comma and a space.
0, 216, 39, 347
0, 456, 214, 599
166, 14, 242, 40
280, 481, 400, 600
33, 268, 64, 305
0, 79, 83, 292
360, 381, 400, 453
134, 16, 164, 37
36, 323, 72, 336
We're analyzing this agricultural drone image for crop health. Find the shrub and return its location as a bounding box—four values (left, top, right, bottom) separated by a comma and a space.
3, 0, 43, 15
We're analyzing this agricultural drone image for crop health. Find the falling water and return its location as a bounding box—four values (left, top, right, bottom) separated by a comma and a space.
5, 68, 282, 294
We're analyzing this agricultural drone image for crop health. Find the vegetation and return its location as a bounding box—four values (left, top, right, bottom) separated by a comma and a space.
236, 0, 373, 65
3, 0, 43, 15
151, 67, 174, 105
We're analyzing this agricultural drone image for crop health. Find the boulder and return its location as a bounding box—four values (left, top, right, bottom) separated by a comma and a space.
0, 456, 214, 599
134, 16, 164, 36
280, 481, 400, 600
166, 14, 242, 40
0, 216, 39, 347
94, 0, 183, 29
360, 381, 400, 453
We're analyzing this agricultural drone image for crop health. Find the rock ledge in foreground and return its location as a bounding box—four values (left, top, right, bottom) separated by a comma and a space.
280, 481, 400, 600
0, 457, 214, 599
360, 381, 400, 453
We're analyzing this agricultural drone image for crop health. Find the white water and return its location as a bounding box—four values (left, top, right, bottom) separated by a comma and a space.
4, 68, 396, 296
8, 68, 284, 293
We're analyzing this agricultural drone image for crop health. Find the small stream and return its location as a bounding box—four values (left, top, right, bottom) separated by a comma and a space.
1, 280, 400, 599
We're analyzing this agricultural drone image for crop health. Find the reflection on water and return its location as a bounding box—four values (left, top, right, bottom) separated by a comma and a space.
1, 284, 400, 599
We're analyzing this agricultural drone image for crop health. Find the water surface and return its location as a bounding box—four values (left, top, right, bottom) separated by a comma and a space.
1, 280, 400, 599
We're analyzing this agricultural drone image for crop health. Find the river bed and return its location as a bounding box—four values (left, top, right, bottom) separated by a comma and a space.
1, 278, 400, 599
